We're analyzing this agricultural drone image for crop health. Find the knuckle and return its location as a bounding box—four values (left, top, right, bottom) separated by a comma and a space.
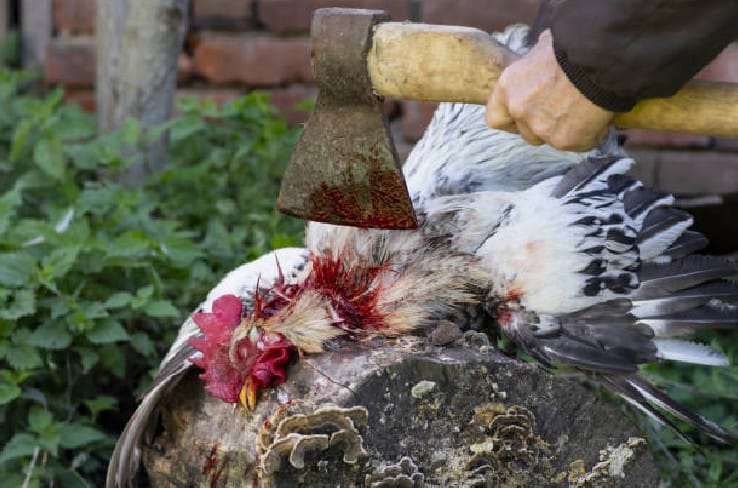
507, 101, 527, 121
548, 133, 575, 150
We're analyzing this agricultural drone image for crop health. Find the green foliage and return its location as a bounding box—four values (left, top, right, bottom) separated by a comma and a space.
0, 69, 303, 485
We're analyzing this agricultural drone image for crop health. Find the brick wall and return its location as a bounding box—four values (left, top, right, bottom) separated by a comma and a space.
44, 0, 738, 197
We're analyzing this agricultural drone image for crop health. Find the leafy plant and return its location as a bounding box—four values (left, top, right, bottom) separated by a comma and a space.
0, 69, 303, 485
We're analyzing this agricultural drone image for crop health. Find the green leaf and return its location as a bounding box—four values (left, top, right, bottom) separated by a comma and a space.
103, 292, 133, 309
86, 319, 129, 344
0, 383, 21, 404
0, 252, 36, 287
135, 285, 154, 301
33, 136, 65, 181
55, 469, 91, 488
0, 433, 37, 463
76, 348, 99, 373
0, 288, 36, 320
58, 423, 107, 449
0, 186, 23, 235
28, 321, 72, 350
99, 345, 125, 379
159, 235, 201, 267
106, 230, 149, 258
83, 396, 117, 415
28, 406, 52, 432
5, 345, 42, 370
9, 117, 32, 163
144, 300, 179, 318
42, 245, 80, 279
130, 332, 155, 357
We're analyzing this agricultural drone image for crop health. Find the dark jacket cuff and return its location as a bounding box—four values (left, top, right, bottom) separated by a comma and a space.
554, 45, 637, 113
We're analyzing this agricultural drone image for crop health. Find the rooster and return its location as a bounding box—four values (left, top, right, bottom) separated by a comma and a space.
107, 27, 737, 487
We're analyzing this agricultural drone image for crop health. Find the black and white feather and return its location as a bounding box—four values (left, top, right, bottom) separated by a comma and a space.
432, 153, 737, 443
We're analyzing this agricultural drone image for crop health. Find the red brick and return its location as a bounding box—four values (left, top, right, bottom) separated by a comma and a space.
620, 129, 711, 149
264, 85, 317, 125
193, 34, 312, 85
192, 0, 254, 30
258, 0, 411, 34
63, 89, 96, 112
630, 149, 738, 195
422, 0, 539, 33
177, 52, 195, 83
53, 0, 96, 36
400, 101, 438, 142
44, 38, 96, 86
696, 43, 738, 83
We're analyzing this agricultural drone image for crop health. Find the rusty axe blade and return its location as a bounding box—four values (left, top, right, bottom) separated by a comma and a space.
277, 9, 418, 230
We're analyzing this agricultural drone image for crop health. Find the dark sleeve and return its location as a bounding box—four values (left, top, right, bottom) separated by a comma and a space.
540, 0, 738, 112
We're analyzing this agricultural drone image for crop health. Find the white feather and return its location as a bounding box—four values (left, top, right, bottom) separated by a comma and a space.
654, 339, 728, 366
469, 179, 615, 314
639, 217, 693, 262
203, 247, 308, 311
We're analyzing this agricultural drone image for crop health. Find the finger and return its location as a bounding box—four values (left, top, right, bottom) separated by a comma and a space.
485, 86, 514, 130
515, 120, 545, 146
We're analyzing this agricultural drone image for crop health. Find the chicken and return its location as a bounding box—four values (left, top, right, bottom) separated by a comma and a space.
107, 27, 737, 487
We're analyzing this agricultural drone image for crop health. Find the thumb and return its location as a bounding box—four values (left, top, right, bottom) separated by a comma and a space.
486, 85, 517, 133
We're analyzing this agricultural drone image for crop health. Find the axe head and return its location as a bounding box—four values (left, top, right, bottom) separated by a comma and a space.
278, 8, 418, 230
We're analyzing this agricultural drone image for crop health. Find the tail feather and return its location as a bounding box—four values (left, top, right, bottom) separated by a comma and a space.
106, 362, 191, 488
639, 300, 738, 337
661, 231, 709, 261
632, 281, 738, 317
637, 208, 693, 261
654, 339, 728, 366
636, 256, 738, 298
622, 186, 673, 223
601, 375, 734, 444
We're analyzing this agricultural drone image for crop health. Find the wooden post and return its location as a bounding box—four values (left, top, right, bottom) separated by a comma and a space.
0, 0, 8, 43
96, 0, 189, 185
21, 0, 52, 69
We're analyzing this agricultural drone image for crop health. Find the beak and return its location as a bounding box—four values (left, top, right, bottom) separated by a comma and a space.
239, 377, 258, 409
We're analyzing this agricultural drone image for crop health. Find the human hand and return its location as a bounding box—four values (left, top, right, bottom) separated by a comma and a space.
486, 30, 615, 151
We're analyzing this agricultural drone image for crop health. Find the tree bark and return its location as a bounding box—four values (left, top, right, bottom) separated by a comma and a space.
21, 0, 51, 70
142, 339, 661, 487
96, 0, 188, 185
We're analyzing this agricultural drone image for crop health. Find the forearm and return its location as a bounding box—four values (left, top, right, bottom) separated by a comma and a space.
549, 0, 738, 111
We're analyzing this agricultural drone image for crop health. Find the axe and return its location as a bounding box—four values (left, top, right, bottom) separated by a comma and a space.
278, 8, 738, 230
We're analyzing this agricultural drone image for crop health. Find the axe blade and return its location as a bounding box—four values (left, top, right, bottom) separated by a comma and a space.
277, 8, 418, 230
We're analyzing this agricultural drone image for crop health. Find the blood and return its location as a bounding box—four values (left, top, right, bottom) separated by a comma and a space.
307, 168, 417, 229
202, 443, 220, 475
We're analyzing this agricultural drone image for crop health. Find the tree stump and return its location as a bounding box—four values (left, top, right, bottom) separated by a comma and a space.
142, 337, 660, 487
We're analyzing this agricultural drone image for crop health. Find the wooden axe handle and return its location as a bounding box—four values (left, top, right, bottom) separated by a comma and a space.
368, 23, 738, 138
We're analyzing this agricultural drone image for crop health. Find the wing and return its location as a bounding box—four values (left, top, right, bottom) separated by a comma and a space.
106, 247, 309, 488
446, 155, 738, 442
